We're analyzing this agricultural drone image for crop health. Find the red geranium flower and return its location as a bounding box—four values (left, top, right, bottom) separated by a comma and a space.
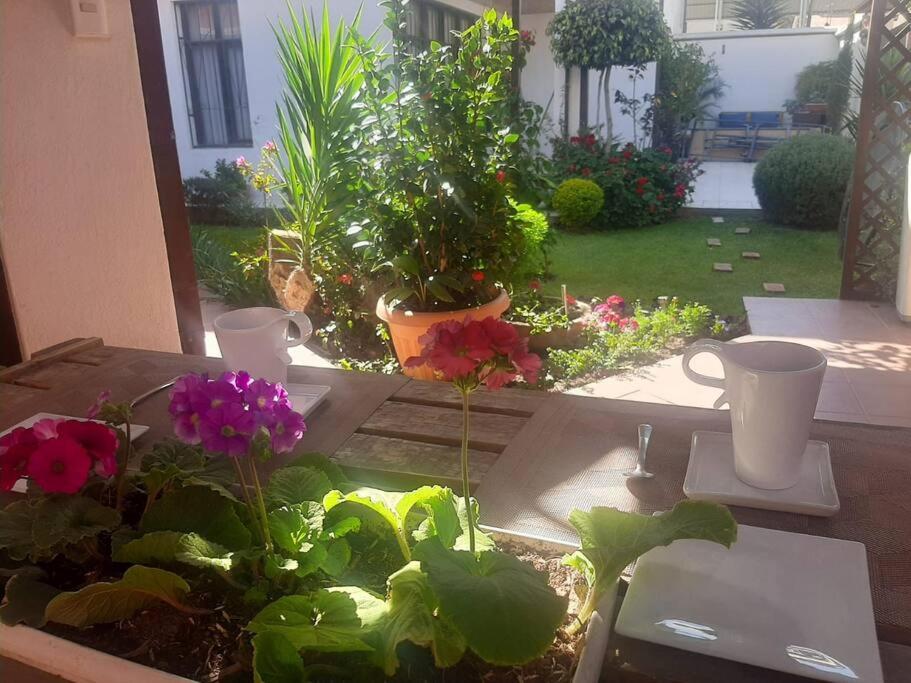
471, 270, 486, 282
57, 420, 119, 478
584, 134, 596, 147
635, 187, 645, 196
565, 294, 577, 306
608, 156, 621, 165
581, 167, 591, 176
622, 149, 633, 160
570, 136, 581, 144
338, 273, 353, 285
496, 169, 507, 184
529, 279, 541, 291
636, 177, 649, 186
27, 437, 92, 494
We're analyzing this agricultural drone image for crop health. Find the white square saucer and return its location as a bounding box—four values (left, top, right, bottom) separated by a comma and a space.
286, 384, 331, 418
683, 431, 839, 517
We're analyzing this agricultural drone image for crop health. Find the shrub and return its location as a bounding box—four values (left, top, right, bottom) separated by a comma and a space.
552, 136, 701, 229
553, 179, 604, 229
795, 60, 835, 104
513, 201, 552, 281
753, 134, 854, 229
183, 159, 256, 225
190, 230, 275, 308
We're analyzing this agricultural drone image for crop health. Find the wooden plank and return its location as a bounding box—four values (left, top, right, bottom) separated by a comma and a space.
0, 338, 102, 384
392, 379, 545, 417
0, 383, 46, 412
6, 361, 97, 392
357, 401, 527, 453
333, 433, 498, 489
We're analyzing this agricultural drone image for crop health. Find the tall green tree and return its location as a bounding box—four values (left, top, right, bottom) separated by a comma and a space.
547, 0, 670, 142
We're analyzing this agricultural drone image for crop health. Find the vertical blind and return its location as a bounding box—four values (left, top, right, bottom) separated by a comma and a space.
177, 1, 252, 147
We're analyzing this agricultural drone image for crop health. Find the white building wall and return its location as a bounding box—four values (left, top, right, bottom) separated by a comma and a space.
158, 0, 488, 180
678, 28, 840, 112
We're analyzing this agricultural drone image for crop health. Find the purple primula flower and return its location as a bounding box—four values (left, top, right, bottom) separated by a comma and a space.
205, 378, 245, 410
266, 404, 307, 454
198, 403, 255, 457
173, 411, 203, 445
168, 373, 210, 417
86, 390, 111, 419
220, 370, 252, 392
244, 378, 289, 412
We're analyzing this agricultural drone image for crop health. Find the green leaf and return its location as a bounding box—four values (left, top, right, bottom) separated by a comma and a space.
366, 561, 466, 674
141, 486, 251, 550
114, 531, 235, 572
567, 501, 737, 629
0, 501, 37, 561
252, 632, 307, 683
268, 503, 324, 554
283, 453, 347, 487
264, 467, 333, 510
320, 539, 350, 578
383, 286, 416, 306
33, 496, 121, 551
140, 439, 237, 501
248, 588, 384, 653
45, 566, 196, 627
414, 539, 567, 665
392, 254, 421, 278
0, 573, 61, 627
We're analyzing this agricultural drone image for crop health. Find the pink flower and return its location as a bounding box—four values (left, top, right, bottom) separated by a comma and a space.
234, 156, 251, 170
605, 295, 625, 309
338, 273, 354, 285
57, 420, 119, 479
619, 318, 640, 332
221, 371, 253, 392
244, 378, 290, 414
198, 403, 256, 457
406, 319, 488, 381
27, 437, 92, 495
265, 404, 307, 454
263, 140, 277, 153
0, 428, 38, 491
510, 345, 542, 384
565, 294, 577, 306
86, 390, 111, 419
32, 418, 63, 441
480, 317, 520, 355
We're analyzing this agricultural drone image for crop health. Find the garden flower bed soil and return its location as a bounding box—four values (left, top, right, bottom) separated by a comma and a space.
5, 539, 588, 683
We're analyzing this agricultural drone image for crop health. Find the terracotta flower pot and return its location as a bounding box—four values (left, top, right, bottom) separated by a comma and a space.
376, 289, 511, 380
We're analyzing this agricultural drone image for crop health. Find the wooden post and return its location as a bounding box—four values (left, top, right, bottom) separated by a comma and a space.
839, 0, 887, 300
130, 0, 205, 354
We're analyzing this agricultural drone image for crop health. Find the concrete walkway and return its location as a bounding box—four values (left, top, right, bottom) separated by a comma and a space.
568, 297, 911, 429
687, 161, 760, 210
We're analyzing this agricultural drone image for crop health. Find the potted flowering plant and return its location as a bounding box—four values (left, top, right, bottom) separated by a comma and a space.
351, 4, 533, 378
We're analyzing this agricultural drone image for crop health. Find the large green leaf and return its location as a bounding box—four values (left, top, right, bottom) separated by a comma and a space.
0, 501, 37, 561
140, 440, 237, 502
141, 486, 251, 550
414, 538, 567, 665
0, 573, 60, 627
247, 588, 384, 653
32, 496, 121, 552
323, 485, 456, 560
366, 561, 466, 674
113, 531, 234, 571
283, 452, 347, 487
252, 632, 307, 683
45, 566, 198, 627
566, 500, 737, 629
268, 503, 324, 554
264, 467, 333, 510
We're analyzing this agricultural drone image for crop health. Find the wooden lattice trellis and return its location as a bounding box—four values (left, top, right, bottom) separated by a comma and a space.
841, 0, 911, 300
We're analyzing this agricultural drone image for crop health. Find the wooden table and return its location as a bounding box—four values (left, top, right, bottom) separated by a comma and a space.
2, 340, 910, 682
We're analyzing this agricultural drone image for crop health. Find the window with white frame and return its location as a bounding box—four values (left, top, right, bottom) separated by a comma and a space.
404, 0, 478, 47
175, 0, 252, 147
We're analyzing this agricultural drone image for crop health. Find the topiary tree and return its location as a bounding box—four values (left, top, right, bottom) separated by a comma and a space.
547, 0, 670, 143
753, 134, 854, 229
553, 178, 605, 229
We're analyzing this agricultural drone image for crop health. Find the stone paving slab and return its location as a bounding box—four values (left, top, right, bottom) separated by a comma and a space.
742, 251, 761, 259
763, 282, 786, 292
713, 262, 733, 272
735, 227, 751, 234
706, 238, 722, 247
711, 216, 725, 223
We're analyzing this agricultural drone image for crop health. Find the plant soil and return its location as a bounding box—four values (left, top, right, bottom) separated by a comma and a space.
33, 540, 587, 683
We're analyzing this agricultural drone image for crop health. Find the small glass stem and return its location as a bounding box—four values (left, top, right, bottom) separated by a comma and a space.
460, 388, 475, 554
248, 458, 273, 552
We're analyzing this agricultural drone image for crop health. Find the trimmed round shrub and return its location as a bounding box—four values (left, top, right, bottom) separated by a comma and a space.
753, 134, 854, 229
553, 178, 605, 229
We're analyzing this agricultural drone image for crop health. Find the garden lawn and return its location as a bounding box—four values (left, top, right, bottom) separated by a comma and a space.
191, 224, 265, 251
542, 217, 841, 317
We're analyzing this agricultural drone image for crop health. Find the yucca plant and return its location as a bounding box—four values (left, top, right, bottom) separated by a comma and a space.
730, 0, 789, 30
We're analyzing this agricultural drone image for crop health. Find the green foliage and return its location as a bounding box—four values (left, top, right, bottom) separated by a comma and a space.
353, 6, 528, 310
795, 60, 835, 104
183, 159, 257, 225
753, 134, 854, 229
513, 201, 552, 281
414, 538, 568, 665
565, 501, 737, 631
547, 298, 720, 382
266, 501, 360, 579
45, 566, 198, 627
552, 138, 701, 229
0, 497, 121, 563
730, 0, 789, 30
139, 438, 238, 504
141, 486, 252, 551
113, 531, 235, 572
264, 466, 333, 510
653, 42, 725, 156
552, 179, 605, 229
509, 98, 557, 205
0, 573, 60, 627
191, 229, 275, 309
827, 24, 854, 133
251, 632, 307, 683
547, 0, 670, 71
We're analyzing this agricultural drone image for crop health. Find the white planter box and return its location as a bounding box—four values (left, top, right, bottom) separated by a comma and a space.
0, 528, 617, 683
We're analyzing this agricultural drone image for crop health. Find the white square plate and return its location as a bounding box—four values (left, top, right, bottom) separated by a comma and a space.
684, 431, 840, 517
1, 413, 151, 494
286, 384, 331, 419
615, 524, 883, 682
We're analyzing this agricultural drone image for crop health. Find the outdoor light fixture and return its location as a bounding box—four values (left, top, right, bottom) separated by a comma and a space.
69, 0, 109, 38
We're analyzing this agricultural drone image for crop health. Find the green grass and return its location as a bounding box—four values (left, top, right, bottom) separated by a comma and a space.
190, 224, 266, 252
541, 217, 841, 317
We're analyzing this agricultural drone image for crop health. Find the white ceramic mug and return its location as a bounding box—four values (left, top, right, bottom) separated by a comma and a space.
682, 339, 827, 490
213, 307, 312, 385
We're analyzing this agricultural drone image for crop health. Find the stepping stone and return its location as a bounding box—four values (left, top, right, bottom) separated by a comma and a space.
764, 282, 786, 293
657, 296, 669, 308
735, 227, 751, 235
742, 251, 761, 259
714, 263, 733, 273
712, 216, 725, 223
707, 238, 722, 247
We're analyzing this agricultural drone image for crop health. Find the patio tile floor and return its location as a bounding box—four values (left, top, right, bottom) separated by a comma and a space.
688, 161, 760, 210
569, 297, 911, 429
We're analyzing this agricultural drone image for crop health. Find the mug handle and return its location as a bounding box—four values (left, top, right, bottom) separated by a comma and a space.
682, 339, 729, 408
281, 311, 313, 350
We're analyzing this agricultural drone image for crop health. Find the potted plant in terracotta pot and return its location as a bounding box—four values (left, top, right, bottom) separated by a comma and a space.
350, 5, 532, 379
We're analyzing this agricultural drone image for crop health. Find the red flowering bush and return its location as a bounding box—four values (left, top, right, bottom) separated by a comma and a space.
589, 294, 639, 331
552, 136, 702, 229
0, 418, 119, 495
